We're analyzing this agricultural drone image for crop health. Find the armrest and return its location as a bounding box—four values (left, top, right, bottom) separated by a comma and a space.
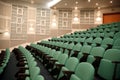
50, 59, 58, 62
55, 64, 64, 68
19, 67, 29, 70
63, 71, 74, 75
18, 73, 29, 77
112, 61, 120, 64
62, 71, 74, 79
45, 56, 53, 59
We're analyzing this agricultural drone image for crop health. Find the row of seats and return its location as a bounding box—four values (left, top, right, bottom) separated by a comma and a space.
26, 44, 95, 80
41, 37, 120, 50
28, 42, 120, 80
12, 46, 44, 80
26, 22, 120, 80
51, 31, 120, 42
0, 48, 10, 75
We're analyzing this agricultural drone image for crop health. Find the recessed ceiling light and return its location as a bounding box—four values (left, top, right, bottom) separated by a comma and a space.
110, 1, 113, 3
88, 0, 91, 2
98, 7, 101, 9
96, 3, 98, 6
31, 0, 34, 4
65, 3, 67, 6
76, 1, 78, 4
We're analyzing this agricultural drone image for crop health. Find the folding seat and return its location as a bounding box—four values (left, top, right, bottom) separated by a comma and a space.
96, 32, 105, 39
104, 28, 110, 33
43, 49, 56, 65
112, 39, 120, 50
87, 47, 105, 72
104, 32, 115, 38
70, 62, 95, 80
64, 43, 75, 56
70, 43, 82, 57
77, 37, 86, 45
90, 33, 97, 39
98, 49, 120, 80
77, 45, 92, 62
46, 51, 61, 70
113, 31, 120, 40
110, 27, 119, 33
0, 49, 10, 74
101, 38, 113, 50
50, 54, 68, 77
60, 42, 69, 53
98, 28, 104, 33
57, 57, 79, 80
84, 37, 93, 46
91, 37, 102, 47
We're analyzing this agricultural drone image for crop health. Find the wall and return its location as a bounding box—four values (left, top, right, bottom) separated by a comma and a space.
1, 1, 120, 50
0, 1, 11, 49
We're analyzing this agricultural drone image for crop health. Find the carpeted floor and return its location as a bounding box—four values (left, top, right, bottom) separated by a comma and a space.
0, 53, 55, 80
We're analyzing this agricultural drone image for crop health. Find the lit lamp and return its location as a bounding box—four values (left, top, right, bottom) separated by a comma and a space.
29, 23, 34, 31
51, 10, 57, 29
73, 6, 80, 24
95, 10, 102, 24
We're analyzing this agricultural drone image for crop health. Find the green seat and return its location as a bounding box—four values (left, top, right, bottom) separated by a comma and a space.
70, 43, 82, 57
77, 45, 92, 62
91, 37, 102, 47
84, 37, 93, 46
87, 47, 105, 72
98, 49, 120, 80
70, 62, 95, 80
101, 38, 113, 50
58, 57, 79, 80
112, 39, 120, 50
113, 31, 120, 40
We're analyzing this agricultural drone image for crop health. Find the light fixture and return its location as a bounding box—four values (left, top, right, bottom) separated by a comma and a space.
88, 0, 91, 2
76, 1, 78, 4
51, 9, 57, 29
110, 0, 113, 3
73, 3, 80, 24
48, 0, 61, 7
74, 16, 79, 22
29, 24, 34, 31
96, 16, 102, 22
65, 3, 67, 6
31, 0, 34, 4
96, 3, 98, 6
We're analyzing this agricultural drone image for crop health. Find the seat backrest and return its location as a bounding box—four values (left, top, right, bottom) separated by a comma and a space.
75, 62, 95, 80
80, 45, 92, 54
90, 47, 105, 57
65, 57, 79, 71
101, 38, 113, 45
92, 37, 102, 44
58, 54, 68, 64
113, 31, 120, 40
103, 49, 120, 61
72, 43, 82, 51
112, 39, 120, 50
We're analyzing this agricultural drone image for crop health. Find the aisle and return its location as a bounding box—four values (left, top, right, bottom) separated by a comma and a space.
0, 53, 18, 80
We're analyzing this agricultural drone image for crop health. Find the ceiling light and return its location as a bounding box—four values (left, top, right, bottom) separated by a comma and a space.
98, 7, 101, 9
76, 1, 78, 4
88, 0, 91, 2
96, 3, 98, 6
48, 0, 61, 7
110, 1, 113, 3
75, 6, 78, 10
31, 0, 34, 4
65, 3, 67, 6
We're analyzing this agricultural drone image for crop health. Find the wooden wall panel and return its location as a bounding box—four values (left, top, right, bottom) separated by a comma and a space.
103, 13, 120, 24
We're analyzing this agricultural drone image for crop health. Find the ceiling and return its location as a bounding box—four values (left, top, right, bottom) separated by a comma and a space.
0, 0, 120, 9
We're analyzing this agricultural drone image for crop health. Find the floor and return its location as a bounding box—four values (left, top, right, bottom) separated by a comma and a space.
0, 53, 55, 80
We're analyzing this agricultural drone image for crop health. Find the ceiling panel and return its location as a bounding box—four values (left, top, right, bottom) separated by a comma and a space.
0, 0, 120, 9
